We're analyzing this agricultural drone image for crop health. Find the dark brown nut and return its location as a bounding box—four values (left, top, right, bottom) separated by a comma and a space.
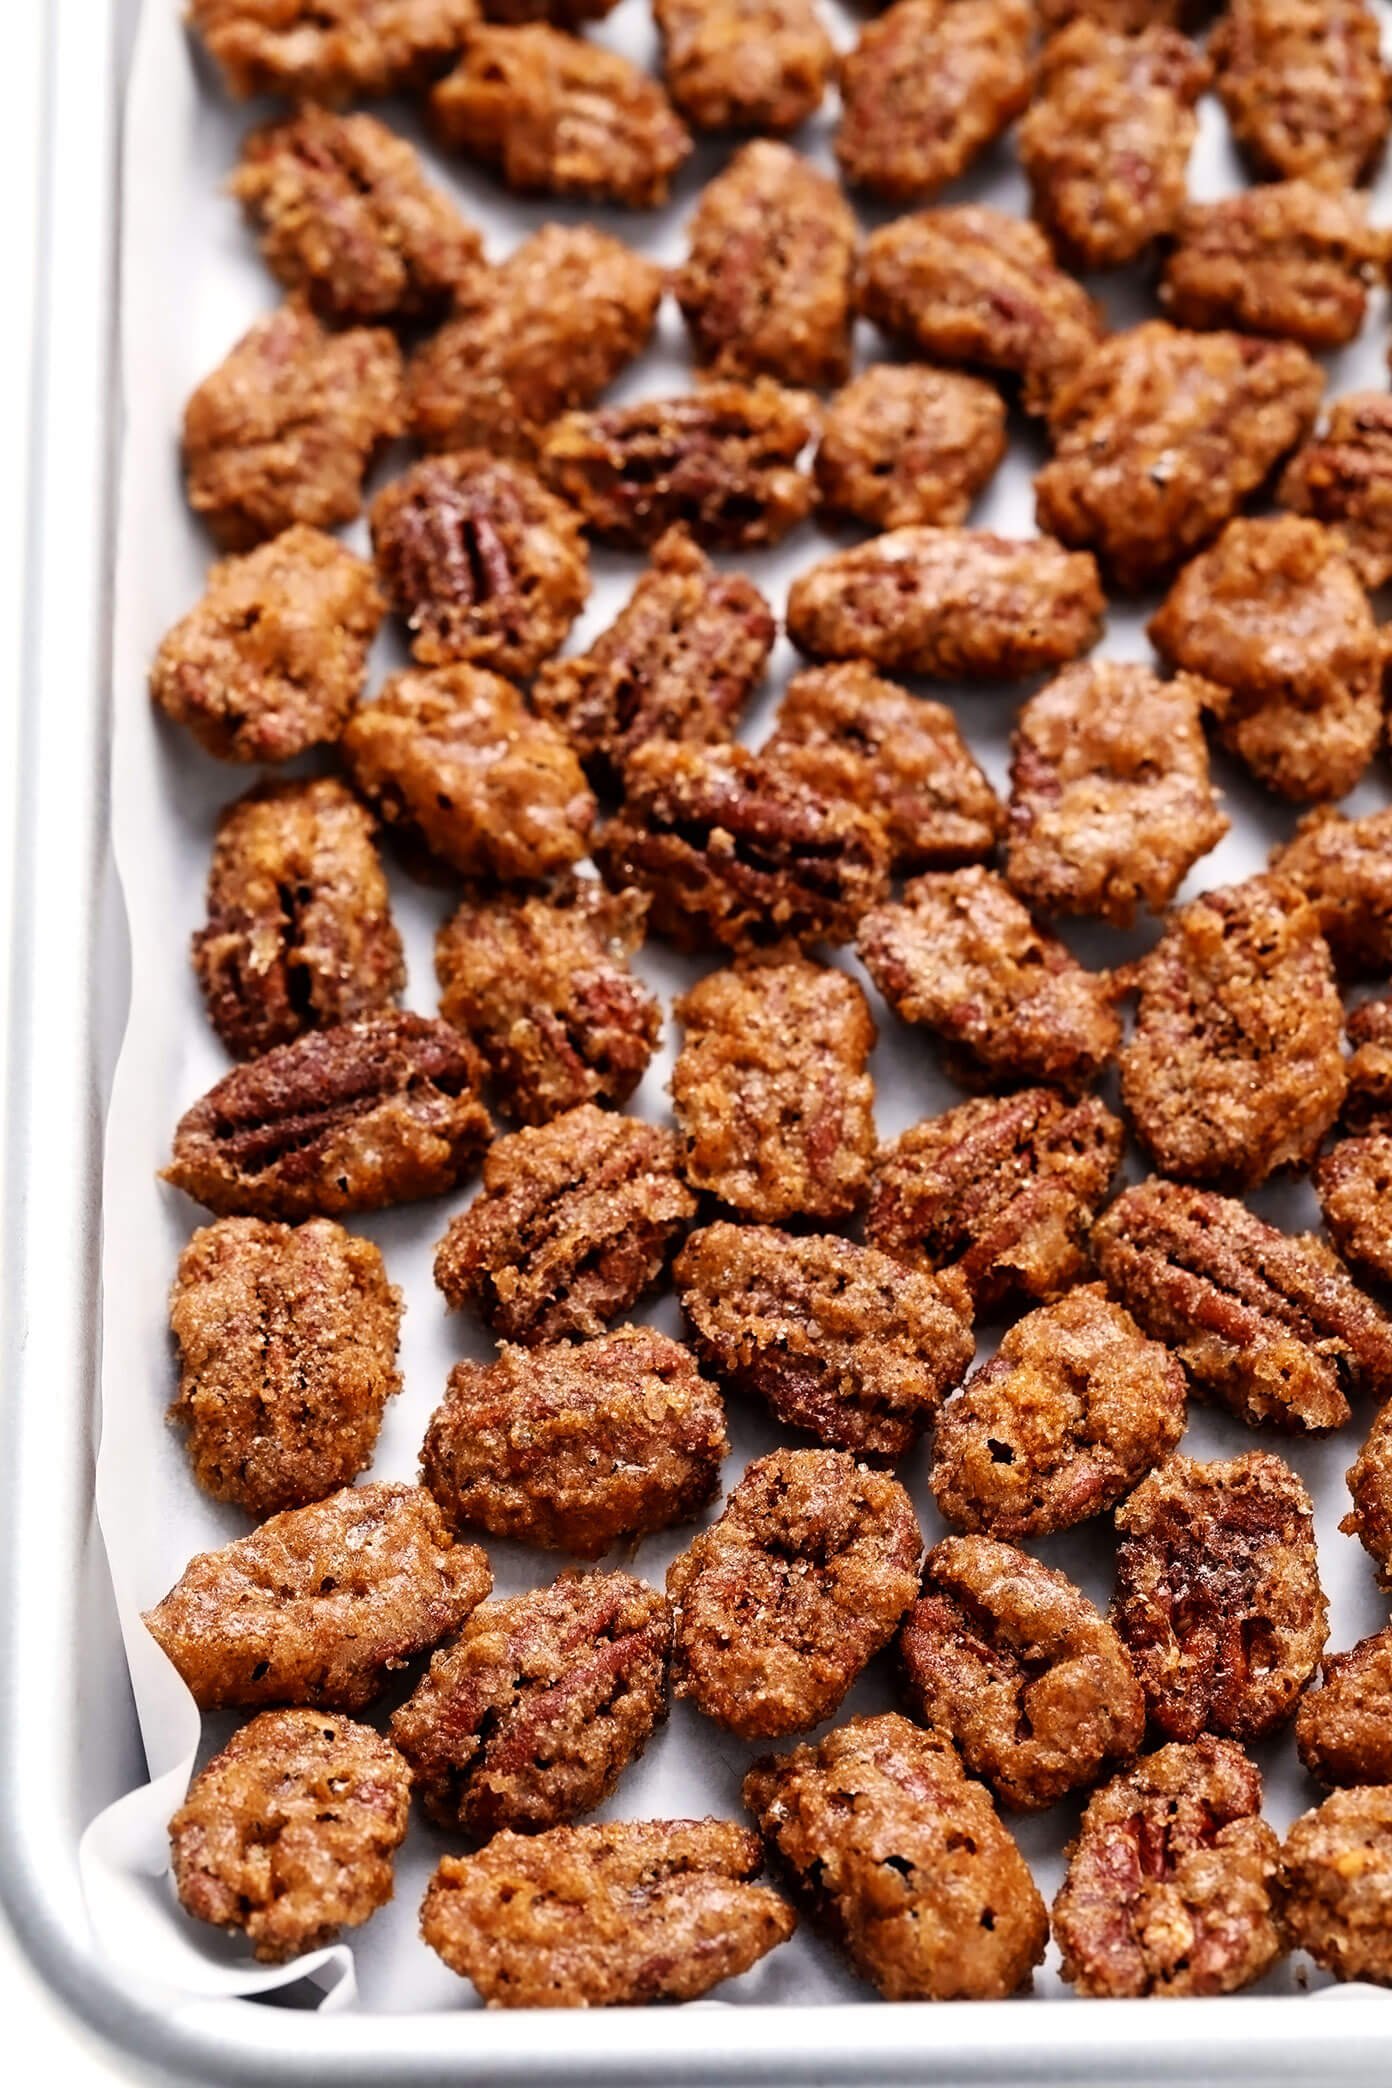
814, 366, 1006, 534
674, 1222, 974, 1461
670, 956, 876, 1224
407, 225, 662, 461
164, 1011, 492, 1222
428, 25, 691, 207
655, 0, 833, 133
1344, 995, 1392, 1134
668, 1448, 921, 1740
1344, 1399, 1392, 1582
340, 666, 594, 884
1019, 22, 1209, 272
858, 868, 1120, 1092
188, 0, 477, 101
144, 1481, 491, 1711
1211, 0, 1392, 189
858, 206, 1103, 419
169, 1217, 402, 1517
479, 0, 619, 24
539, 383, 816, 552
1111, 1451, 1328, 1744
149, 527, 384, 766
866, 1089, 1123, 1311
764, 663, 1004, 875
900, 1536, 1145, 1811
169, 1710, 411, 1964
744, 1712, 1048, 2000
930, 1284, 1187, 1540
422, 1326, 728, 1557
432, 1105, 695, 1344
1317, 1136, 1392, 1286
1037, 0, 1198, 30
182, 304, 405, 552
1117, 875, 1347, 1188
594, 739, 891, 954
675, 143, 855, 390
368, 452, 588, 679
836, 0, 1032, 206
389, 1571, 671, 1837
1052, 1737, 1283, 1997
421, 1820, 796, 2006
1149, 516, 1381, 804
1279, 393, 1392, 589
1280, 1788, 1392, 1984
1035, 322, 1325, 594
1296, 1629, 1392, 1787
1161, 184, 1386, 351
532, 530, 774, 780
434, 880, 660, 1125
1269, 805, 1392, 977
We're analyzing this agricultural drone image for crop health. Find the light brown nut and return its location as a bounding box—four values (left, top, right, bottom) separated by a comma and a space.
407, 224, 662, 461
1269, 805, 1392, 977
389, 1571, 671, 1837
1117, 875, 1346, 1188
857, 867, 1120, 1092
182, 304, 404, 552
432, 1104, 695, 1343
422, 1326, 728, 1557
655, 0, 833, 133
668, 1449, 921, 1740
1296, 1629, 1392, 1788
858, 206, 1103, 418
675, 1221, 974, 1461
1111, 1451, 1328, 1743
1344, 1398, 1392, 1582
1053, 1737, 1284, 1997
421, 1820, 795, 2006
1317, 1136, 1392, 1286
866, 1089, 1123, 1310
1280, 1788, 1392, 1984
341, 666, 594, 884
1019, 22, 1209, 272
901, 1536, 1145, 1811
369, 452, 588, 678
144, 1481, 491, 1711
188, 0, 477, 101
1344, 995, 1392, 1134
786, 528, 1105, 681
836, 0, 1032, 206
594, 739, 891, 954
429, 24, 691, 206
434, 880, 660, 1125
1211, 0, 1392, 189
1162, 183, 1385, 351
169, 1217, 402, 1517
1279, 393, 1392, 588
1035, 322, 1324, 593
744, 1712, 1048, 2000
169, 1710, 411, 1964
930, 1284, 1187, 1540
671, 956, 877, 1224
164, 1011, 492, 1222
1148, 516, 1381, 803
814, 367, 1007, 534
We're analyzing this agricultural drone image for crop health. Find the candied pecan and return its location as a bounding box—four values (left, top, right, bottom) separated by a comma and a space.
369, 452, 588, 679
182, 304, 404, 552
421, 1820, 795, 2006
1037, 0, 1195, 23
341, 666, 594, 884
169, 1710, 411, 1964
1344, 995, 1392, 1133
594, 739, 890, 954
866, 1089, 1123, 1310
671, 957, 876, 1224
1111, 1451, 1328, 1743
144, 1481, 491, 1711
1280, 1789, 1392, 1984
675, 1222, 973, 1460
479, 0, 618, 21
1279, 393, 1392, 587
1317, 1135, 1392, 1286
164, 1011, 492, 1222
655, 0, 832, 133
188, 0, 477, 101
1149, 516, 1381, 803
532, 530, 773, 780
1270, 807, 1392, 977
1343, 1398, 1392, 1582
407, 225, 662, 461
1053, 1736, 1283, 1997
422, 1326, 728, 1557
836, 0, 1032, 206
858, 206, 1102, 419
1161, 184, 1385, 351
1035, 321, 1324, 593
901, 1536, 1145, 1811
432, 1105, 695, 1343
1296, 1629, 1392, 1788
429, 25, 691, 207
539, 383, 816, 552
930, 1284, 1187, 1540
390, 1571, 671, 1837
814, 367, 1006, 534
668, 1448, 921, 1740
435, 880, 659, 1124
1211, 0, 1391, 189
744, 1712, 1048, 2000
169, 1216, 402, 1517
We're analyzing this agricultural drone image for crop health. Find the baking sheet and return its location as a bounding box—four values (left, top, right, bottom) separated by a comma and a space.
80, 0, 1392, 2020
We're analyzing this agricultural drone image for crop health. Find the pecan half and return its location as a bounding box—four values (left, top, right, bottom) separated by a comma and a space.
1296, 1627, 1392, 1788
1161, 183, 1386, 351
814, 366, 1007, 535
655, 0, 833, 134
1279, 394, 1392, 587
1210, 0, 1392, 189
1279, 1788, 1392, 1986
188, 0, 478, 101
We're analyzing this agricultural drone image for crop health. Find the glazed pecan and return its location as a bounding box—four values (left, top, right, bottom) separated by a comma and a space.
1342, 1397, 1392, 1583
1162, 184, 1386, 351
655, 0, 833, 133
814, 366, 1007, 535
1038, 0, 1195, 19
1211, 0, 1392, 188
1280, 1789, 1392, 1986
1279, 393, 1392, 588
1296, 1628, 1392, 1788
188, 0, 477, 101
1343, 995, 1392, 1133
1317, 1135, 1392, 1286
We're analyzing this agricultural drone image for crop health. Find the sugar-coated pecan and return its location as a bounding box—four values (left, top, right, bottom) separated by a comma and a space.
814, 366, 1006, 534
1317, 1136, 1392, 1286
1279, 392, 1392, 587
1343, 1397, 1392, 1582
1296, 1628, 1392, 1788
1280, 1788, 1392, 1985
188, 0, 477, 101
1162, 184, 1385, 351
1344, 995, 1392, 1134
1269, 806, 1392, 977
1211, 0, 1391, 189
1037, 0, 1195, 22
655, 0, 833, 133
